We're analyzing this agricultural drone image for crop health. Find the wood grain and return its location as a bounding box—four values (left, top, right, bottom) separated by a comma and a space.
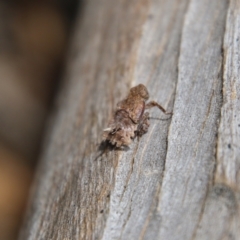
156, 0, 228, 239
195, 0, 240, 239
19, 0, 240, 239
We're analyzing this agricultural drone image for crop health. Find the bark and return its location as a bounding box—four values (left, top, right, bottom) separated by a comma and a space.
20, 0, 240, 239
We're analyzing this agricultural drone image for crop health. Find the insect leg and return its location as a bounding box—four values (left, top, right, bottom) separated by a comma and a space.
145, 101, 172, 115
136, 112, 150, 138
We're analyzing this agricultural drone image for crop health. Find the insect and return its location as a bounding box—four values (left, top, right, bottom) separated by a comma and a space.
102, 84, 172, 147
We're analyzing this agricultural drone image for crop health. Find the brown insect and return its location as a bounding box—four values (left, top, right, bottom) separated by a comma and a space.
102, 84, 172, 147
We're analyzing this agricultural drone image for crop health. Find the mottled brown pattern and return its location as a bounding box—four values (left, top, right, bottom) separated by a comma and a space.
102, 84, 171, 147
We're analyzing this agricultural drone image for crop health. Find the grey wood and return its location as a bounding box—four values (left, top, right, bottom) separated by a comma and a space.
156, 0, 228, 239
216, 0, 240, 192
19, 0, 240, 239
194, 0, 240, 239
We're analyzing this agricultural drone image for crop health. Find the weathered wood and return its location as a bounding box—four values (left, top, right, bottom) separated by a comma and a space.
195, 0, 240, 239
156, 0, 228, 239
19, 0, 240, 239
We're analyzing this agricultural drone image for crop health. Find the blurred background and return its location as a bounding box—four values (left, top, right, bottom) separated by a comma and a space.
0, 0, 79, 239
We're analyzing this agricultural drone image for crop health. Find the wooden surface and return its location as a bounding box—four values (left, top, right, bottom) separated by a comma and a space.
19, 0, 240, 239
